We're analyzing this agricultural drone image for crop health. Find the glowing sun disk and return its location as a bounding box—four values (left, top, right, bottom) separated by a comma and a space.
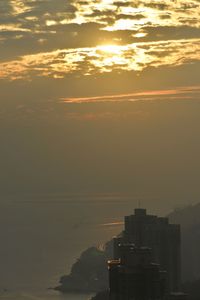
97, 44, 122, 53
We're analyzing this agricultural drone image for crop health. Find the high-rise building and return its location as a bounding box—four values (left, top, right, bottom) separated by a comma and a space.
108, 243, 167, 300
113, 209, 181, 292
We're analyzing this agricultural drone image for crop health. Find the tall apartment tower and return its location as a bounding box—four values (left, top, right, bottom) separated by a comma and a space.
113, 209, 181, 293
109, 244, 167, 300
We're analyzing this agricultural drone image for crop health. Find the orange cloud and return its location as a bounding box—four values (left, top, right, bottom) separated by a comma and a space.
61, 85, 200, 104
100, 222, 124, 227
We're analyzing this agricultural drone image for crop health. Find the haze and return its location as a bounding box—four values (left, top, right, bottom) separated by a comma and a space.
0, 0, 200, 210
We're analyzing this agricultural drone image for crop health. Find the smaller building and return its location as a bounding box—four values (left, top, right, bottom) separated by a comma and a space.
108, 243, 167, 300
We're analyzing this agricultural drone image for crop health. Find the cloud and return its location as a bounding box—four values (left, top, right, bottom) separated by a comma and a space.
61, 86, 200, 104
0, 38, 200, 80
100, 221, 124, 227
142, 25, 200, 41
1, 0, 200, 46
0, 0, 199, 67
0, 0, 200, 108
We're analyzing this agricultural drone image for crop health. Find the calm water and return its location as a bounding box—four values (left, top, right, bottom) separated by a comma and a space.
0, 195, 171, 300
0, 290, 92, 300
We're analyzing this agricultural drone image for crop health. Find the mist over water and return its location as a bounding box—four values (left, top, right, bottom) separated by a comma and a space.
0, 290, 92, 300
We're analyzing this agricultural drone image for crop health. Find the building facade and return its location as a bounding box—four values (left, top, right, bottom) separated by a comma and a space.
113, 209, 181, 293
109, 244, 167, 300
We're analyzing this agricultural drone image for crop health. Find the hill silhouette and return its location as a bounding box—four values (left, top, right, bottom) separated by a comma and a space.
168, 203, 200, 281
55, 244, 112, 292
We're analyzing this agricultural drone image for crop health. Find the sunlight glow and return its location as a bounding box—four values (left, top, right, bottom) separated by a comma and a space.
133, 32, 148, 38
97, 45, 122, 53
1, 39, 200, 80
60, 0, 200, 30
10, 0, 32, 15
0, 24, 30, 32
46, 20, 57, 26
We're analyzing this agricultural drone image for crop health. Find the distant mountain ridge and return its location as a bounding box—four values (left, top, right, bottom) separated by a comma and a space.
168, 203, 200, 230
168, 203, 200, 281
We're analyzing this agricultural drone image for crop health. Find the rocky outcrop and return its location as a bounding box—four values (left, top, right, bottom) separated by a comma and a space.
55, 243, 112, 293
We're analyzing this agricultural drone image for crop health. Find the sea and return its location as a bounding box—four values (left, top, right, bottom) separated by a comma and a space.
0, 194, 172, 300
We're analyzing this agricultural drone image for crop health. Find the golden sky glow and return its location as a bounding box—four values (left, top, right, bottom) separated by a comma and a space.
62, 0, 200, 30
0, 0, 200, 82
0, 0, 199, 97
10, 0, 32, 15
1, 38, 200, 80
1, 0, 200, 211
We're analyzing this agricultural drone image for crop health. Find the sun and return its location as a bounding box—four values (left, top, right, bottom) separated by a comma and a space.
97, 44, 121, 54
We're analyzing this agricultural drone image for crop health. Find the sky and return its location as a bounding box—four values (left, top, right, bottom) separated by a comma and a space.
0, 0, 200, 207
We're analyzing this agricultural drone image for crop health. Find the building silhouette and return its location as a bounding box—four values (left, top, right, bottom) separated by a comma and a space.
113, 209, 181, 293
109, 243, 167, 300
